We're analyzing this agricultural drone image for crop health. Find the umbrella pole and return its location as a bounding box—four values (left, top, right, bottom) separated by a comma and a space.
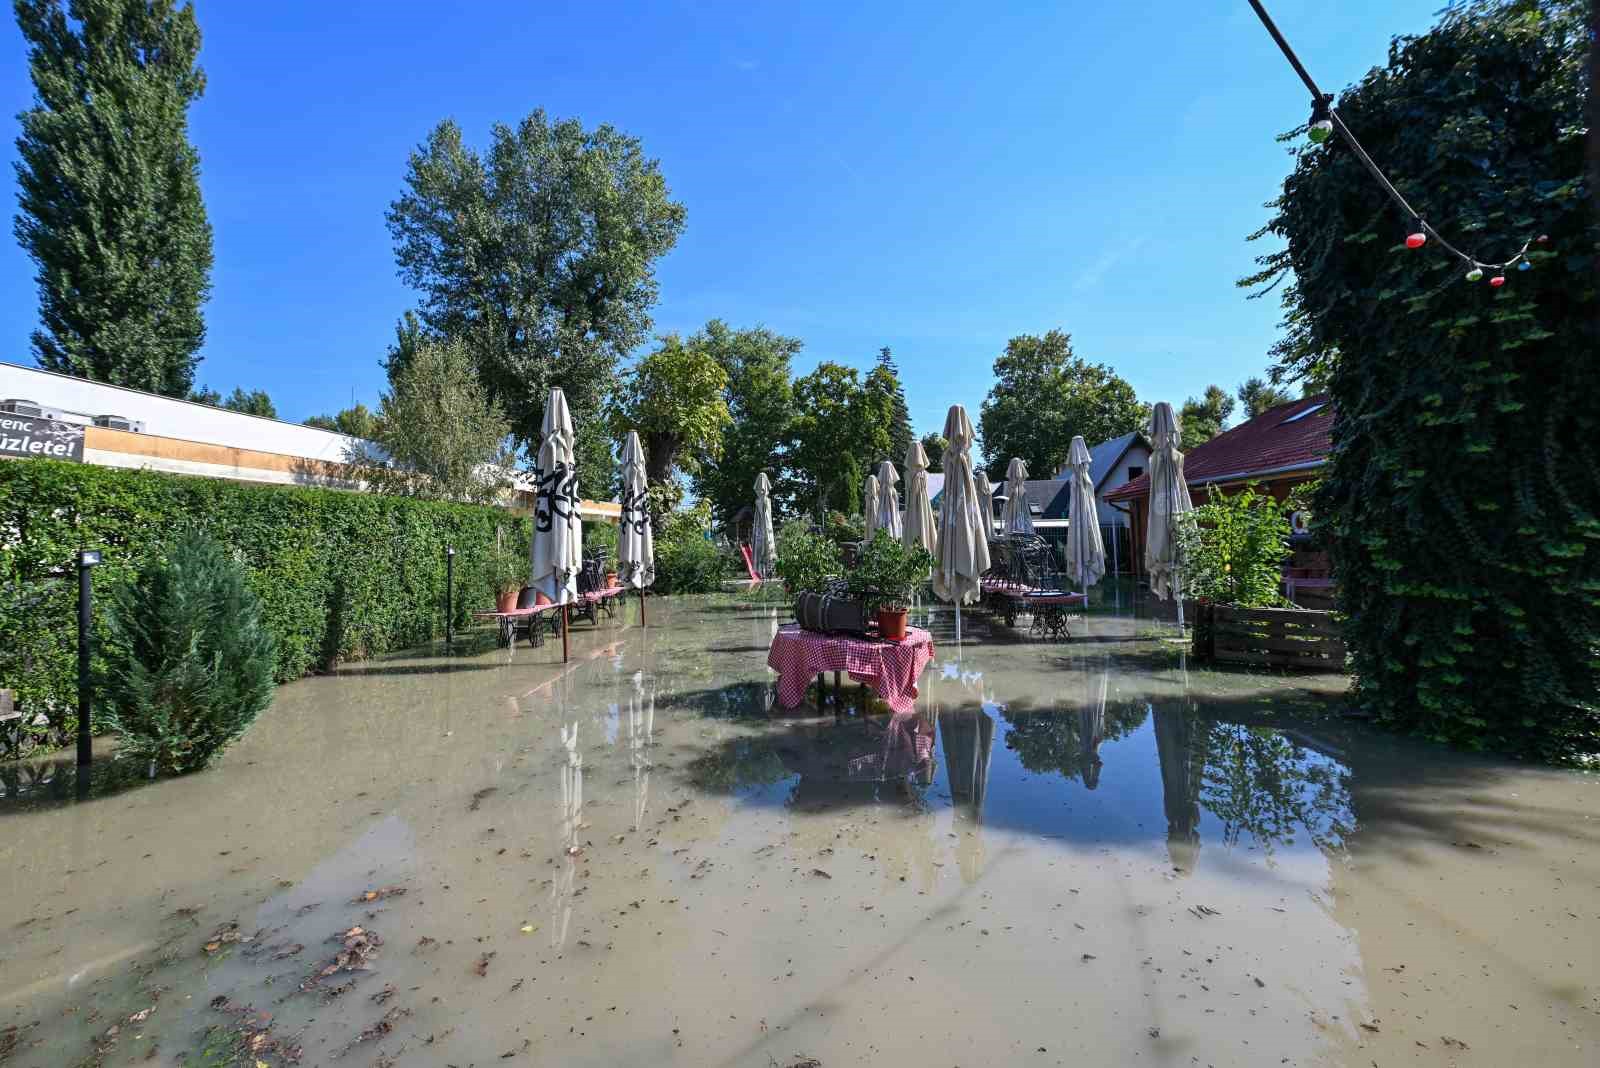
1175, 571, 1185, 633
955, 600, 962, 646
639, 588, 646, 626
562, 603, 570, 662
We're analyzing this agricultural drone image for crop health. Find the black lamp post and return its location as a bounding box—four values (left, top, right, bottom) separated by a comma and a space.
76, 549, 101, 767
444, 546, 456, 646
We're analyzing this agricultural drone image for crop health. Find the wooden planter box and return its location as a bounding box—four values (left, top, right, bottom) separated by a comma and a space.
1194, 603, 1346, 672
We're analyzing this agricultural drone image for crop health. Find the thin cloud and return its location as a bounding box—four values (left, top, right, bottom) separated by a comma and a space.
1072, 235, 1150, 293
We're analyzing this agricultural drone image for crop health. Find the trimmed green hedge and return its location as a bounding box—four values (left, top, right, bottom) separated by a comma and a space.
0, 460, 529, 746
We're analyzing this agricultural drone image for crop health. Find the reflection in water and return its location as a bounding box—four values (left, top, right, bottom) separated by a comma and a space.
1153, 704, 1203, 872
552, 714, 583, 951
628, 671, 655, 831
1077, 664, 1108, 789
938, 706, 994, 816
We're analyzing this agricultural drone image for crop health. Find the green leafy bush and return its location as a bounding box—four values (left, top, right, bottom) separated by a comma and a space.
100, 532, 277, 773
584, 520, 619, 566
0, 460, 527, 746
774, 519, 842, 595
822, 510, 863, 548
1176, 485, 1291, 608
653, 502, 728, 594
847, 531, 933, 613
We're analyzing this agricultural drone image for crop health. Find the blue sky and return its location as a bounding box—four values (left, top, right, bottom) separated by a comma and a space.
0, 0, 1443, 438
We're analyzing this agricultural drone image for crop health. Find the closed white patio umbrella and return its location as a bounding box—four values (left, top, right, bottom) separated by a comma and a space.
862, 471, 881, 542
902, 439, 938, 559
874, 460, 902, 541
1065, 435, 1106, 591
1002, 457, 1033, 534
618, 430, 654, 623
752, 472, 777, 580
933, 404, 991, 643
531, 387, 583, 660
973, 469, 996, 535
1145, 401, 1194, 630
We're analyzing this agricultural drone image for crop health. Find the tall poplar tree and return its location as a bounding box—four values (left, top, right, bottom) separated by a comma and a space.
874, 347, 914, 466
13, 0, 213, 397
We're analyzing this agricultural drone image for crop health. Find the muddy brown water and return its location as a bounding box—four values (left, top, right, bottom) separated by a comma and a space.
1, 593, 1596, 1067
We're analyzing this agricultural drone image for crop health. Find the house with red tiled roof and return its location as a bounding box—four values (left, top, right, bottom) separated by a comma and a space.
1104, 395, 1333, 588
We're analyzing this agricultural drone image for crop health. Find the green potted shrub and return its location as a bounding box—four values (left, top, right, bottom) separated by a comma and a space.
850, 531, 933, 641
774, 519, 842, 596
491, 540, 526, 612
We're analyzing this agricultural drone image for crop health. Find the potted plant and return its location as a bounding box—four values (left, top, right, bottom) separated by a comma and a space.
491, 541, 525, 613
850, 531, 933, 641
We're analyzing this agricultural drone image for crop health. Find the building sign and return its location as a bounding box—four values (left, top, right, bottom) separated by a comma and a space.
0, 415, 85, 462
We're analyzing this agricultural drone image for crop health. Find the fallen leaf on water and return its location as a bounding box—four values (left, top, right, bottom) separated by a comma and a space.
1441, 1035, 1470, 1050
473, 952, 495, 977
519, 924, 536, 934
810, 869, 832, 879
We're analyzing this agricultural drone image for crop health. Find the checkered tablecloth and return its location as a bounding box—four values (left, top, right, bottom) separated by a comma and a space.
766, 625, 935, 715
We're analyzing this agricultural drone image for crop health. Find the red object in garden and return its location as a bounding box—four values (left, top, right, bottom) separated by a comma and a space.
766, 624, 934, 715
1490, 275, 1506, 287
739, 543, 760, 582
496, 588, 518, 613
877, 608, 909, 641
1405, 231, 1427, 249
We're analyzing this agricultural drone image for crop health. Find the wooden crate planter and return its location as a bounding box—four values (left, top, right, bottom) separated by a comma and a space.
1194, 603, 1346, 672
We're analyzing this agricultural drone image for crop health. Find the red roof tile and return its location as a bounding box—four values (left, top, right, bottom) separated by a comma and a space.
1104, 395, 1333, 502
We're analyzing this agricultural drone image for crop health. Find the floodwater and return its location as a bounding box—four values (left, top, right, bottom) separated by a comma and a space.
1, 593, 1596, 1067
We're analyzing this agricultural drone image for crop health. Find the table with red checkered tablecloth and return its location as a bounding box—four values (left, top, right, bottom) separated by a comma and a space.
766, 624, 935, 715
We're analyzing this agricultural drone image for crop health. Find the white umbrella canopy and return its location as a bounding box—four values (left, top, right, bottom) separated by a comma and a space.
752, 472, 777, 578
1065, 435, 1106, 589
932, 405, 991, 609
1145, 401, 1195, 615
530, 387, 582, 605
973, 470, 996, 534
1002, 457, 1034, 534
617, 431, 655, 590
874, 460, 903, 540
902, 439, 938, 558
862, 472, 881, 542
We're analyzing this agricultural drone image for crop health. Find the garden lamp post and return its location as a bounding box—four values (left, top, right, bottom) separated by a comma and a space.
445, 546, 456, 646
76, 549, 101, 768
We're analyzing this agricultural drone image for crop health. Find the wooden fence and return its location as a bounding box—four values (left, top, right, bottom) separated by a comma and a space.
1194, 603, 1346, 672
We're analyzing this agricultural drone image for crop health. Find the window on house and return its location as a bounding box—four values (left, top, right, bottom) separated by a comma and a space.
1127, 466, 1144, 480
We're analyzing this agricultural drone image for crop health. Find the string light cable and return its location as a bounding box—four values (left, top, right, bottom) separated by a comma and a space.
1246, 0, 1548, 286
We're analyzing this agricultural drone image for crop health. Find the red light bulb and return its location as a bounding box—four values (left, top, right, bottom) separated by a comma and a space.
1405, 231, 1427, 249
1489, 275, 1506, 287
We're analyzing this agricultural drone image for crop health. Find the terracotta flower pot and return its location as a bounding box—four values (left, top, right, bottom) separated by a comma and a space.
496, 588, 518, 613
535, 590, 552, 607
605, 571, 619, 589
877, 607, 909, 642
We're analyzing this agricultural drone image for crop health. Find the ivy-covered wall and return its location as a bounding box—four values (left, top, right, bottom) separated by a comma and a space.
1252, 0, 1598, 759
0, 460, 529, 745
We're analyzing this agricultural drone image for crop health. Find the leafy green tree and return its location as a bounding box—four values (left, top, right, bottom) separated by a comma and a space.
189, 385, 277, 418
611, 332, 730, 494
13, 0, 213, 397
978, 331, 1144, 478
691, 321, 802, 526
305, 403, 378, 439
350, 338, 514, 505
1179, 385, 1235, 447
221, 387, 276, 418
919, 431, 947, 473
1243, 0, 1597, 758
789, 362, 891, 520
386, 110, 685, 501
874, 347, 914, 467
1237, 376, 1294, 419
1176, 484, 1291, 607
100, 530, 276, 774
